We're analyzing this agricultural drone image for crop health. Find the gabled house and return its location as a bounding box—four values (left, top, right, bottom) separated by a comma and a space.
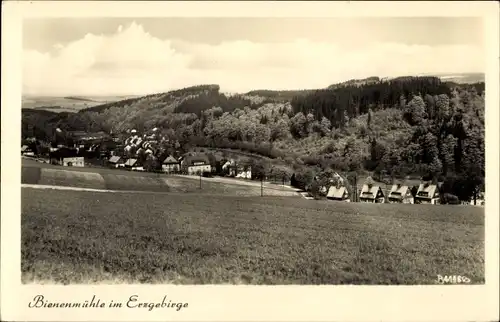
326, 185, 350, 202
222, 159, 237, 176
49, 147, 84, 167
124, 158, 138, 169
182, 154, 211, 175
415, 183, 440, 204
162, 155, 180, 173
388, 184, 414, 204
108, 156, 123, 168
359, 184, 385, 203
21, 145, 35, 156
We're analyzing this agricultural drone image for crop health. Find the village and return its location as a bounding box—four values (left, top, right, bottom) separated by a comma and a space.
21, 127, 485, 207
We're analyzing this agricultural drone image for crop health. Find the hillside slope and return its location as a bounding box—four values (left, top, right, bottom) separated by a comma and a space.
22, 76, 485, 202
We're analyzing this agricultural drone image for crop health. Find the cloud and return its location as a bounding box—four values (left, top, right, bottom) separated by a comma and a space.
23, 21, 485, 96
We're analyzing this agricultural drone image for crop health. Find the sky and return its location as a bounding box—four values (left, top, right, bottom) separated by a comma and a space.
23, 17, 485, 96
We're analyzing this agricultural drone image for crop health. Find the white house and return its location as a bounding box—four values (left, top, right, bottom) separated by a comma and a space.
60, 157, 84, 167
182, 155, 211, 175
162, 155, 180, 173
236, 166, 252, 179
222, 159, 236, 176
387, 184, 414, 204
359, 184, 385, 203
415, 183, 440, 204
326, 185, 350, 202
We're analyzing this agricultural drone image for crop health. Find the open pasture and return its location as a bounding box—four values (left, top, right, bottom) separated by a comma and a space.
21, 188, 484, 285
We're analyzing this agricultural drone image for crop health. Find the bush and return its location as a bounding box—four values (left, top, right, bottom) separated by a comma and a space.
441, 193, 460, 205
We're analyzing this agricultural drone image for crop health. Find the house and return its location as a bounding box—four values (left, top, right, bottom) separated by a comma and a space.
21, 145, 35, 156
182, 154, 211, 175
359, 184, 385, 203
49, 147, 83, 166
60, 156, 84, 167
124, 158, 138, 169
415, 183, 440, 204
236, 165, 252, 179
108, 156, 123, 168
162, 155, 180, 173
222, 159, 237, 176
388, 184, 414, 204
469, 192, 485, 206
326, 185, 350, 202
319, 173, 345, 194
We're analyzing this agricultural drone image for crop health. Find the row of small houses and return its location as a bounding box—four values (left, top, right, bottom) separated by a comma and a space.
326, 182, 485, 206
107, 154, 253, 178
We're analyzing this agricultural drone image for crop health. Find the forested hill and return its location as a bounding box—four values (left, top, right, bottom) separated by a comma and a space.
22, 76, 485, 200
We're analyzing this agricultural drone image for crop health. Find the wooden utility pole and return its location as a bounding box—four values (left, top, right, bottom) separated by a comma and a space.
353, 173, 358, 202
261, 176, 263, 197
199, 172, 202, 189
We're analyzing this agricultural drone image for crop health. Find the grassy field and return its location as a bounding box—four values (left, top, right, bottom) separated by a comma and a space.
22, 96, 104, 112
21, 158, 299, 196
21, 95, 140, 112
21, 187, 484, 284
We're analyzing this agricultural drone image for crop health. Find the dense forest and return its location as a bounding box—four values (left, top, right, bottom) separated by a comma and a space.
22, 76, 486, 201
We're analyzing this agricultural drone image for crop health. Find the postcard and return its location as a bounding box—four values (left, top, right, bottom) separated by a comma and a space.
1, 1, 499, 321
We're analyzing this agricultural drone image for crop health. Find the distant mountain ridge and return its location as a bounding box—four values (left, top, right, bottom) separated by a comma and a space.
431, 72, 485, 84
326, 73, 484, 90
22, 73, 484, 114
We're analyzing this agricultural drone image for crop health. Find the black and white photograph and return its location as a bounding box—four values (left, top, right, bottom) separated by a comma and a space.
19, 15, 488, 285
2, 1, 499, 321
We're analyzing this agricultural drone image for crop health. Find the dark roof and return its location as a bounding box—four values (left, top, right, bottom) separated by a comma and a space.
360, 184, 384, 199
183, 154, 210, 166
163, 155, 179, 164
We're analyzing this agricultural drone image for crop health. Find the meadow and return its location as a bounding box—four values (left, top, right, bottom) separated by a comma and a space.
22, 95, 140, 112
21, 187, 484, 284
21, 158, 299, 196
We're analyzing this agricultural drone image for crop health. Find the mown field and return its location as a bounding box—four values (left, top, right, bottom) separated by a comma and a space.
21, 187, 484, 284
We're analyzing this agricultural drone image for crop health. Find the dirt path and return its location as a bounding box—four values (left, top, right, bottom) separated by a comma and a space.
21, 183, 302, 198
21, 184, 153, 194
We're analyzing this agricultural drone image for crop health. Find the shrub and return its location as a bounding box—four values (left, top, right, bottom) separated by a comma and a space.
441, 193, 460, 205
